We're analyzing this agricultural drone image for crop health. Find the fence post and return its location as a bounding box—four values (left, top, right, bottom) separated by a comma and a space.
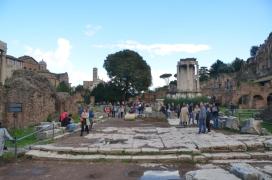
14, 137, 17, 161
52, 122, 55, 140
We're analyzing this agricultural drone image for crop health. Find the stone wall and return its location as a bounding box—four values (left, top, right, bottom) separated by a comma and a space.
3, 70, 56, 128
0, 70, 79, 128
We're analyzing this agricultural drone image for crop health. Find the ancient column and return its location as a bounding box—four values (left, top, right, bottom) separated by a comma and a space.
186, 63, 189, 91
196, 63, 200, 92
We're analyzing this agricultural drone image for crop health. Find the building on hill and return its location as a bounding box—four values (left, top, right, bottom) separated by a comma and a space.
0, 40, 69, 87
83, 67, 103, 91
201, 32, 272, 109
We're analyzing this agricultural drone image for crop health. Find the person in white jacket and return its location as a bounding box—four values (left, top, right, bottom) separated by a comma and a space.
80, 108, 89, 136
0, 122, 14, 156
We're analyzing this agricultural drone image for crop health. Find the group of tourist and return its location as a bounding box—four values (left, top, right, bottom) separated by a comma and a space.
59, 111, 77, 132
161, 102, 219, 134
103, 101, 146, 119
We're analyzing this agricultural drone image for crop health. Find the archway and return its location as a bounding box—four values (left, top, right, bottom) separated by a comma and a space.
267, 93, 272, 106
253, 95, 265, 109
238, 95, 250, 108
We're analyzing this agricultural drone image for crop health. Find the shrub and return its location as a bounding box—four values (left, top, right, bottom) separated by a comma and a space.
164, 96, 209, 106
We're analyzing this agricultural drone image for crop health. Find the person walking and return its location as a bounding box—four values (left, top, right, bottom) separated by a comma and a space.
0, 122, 14, 156
206, 105, 212, 132
212, 103, 219, 129
194, 104, 200, 125
89, 107, 94, 130
180, 104, 189, 127
198, 103, 207, 134
188, 103, 194, 125
80, 108, 89, 136
120, 105, 125, 119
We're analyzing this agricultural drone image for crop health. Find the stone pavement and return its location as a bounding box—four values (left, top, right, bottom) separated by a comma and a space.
27, 126, 272, 162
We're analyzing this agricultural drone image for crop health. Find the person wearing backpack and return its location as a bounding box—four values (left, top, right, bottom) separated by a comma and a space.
212, 103, 219, 129
0, 122, 14, 156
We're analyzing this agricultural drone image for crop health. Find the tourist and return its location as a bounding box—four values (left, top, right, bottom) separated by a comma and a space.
66, 114, 77, 132
206, 105, 212, 132
80, 108, 89, 136
0, 122, 14, 156
188, 103, 194, 125
198, 102, 207, 134
119, 104, 125, 119
180, 104, 189, 127
194, 104, 200, 125
89, 107, 94, 130
160, 105, 167, 118
112, 103, 117, 118
176, 104, 181, 119
212, 103, 219, 129
60, 110, 68, 127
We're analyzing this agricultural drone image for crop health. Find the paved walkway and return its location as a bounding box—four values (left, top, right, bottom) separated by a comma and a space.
26, 117, 272, 163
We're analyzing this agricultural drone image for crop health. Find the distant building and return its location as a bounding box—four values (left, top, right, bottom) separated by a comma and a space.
0, 40, 69, 87
83, 67, 103, 90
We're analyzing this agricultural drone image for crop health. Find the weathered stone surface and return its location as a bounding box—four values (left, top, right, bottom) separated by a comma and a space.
225, 116, 240, 131
230, 163, 272, 180
185, 168, 240, 180
241, 118, 262, 135
124, 113, 137, 120
264, 139, 272, 149
203, 153, 251, 160
193, 155, 207, 163
37, 129, 63, 140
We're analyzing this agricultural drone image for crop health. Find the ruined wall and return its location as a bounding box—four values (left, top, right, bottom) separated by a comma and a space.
4, 70, 56, 128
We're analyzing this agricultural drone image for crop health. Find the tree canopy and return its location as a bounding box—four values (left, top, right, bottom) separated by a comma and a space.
250, 46, 259, 57
91, 81, 123, 103
199, 66, 209, 82
103, 49, 152, 100
56, 81, 70, 93
230, 57, 244, 72
160, 73, 172, 85
209, 60, 232, 77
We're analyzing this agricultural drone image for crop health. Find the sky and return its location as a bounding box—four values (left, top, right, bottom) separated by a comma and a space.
1, 0, 272, 88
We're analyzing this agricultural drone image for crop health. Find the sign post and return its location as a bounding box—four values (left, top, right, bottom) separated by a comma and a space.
7, 102, 22, 129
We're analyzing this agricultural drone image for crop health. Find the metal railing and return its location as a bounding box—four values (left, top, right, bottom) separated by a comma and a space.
12, 122, 56, 160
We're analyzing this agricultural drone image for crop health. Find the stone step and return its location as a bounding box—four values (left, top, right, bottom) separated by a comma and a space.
30, 144, 200, 155
25, 150, 193, 162
25, 149, 272, 162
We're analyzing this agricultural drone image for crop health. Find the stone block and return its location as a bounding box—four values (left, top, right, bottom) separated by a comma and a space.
230, 163, 271, 180
185, 168, 240, 180
193, 155, 207, 163
264, 139, 272, 150
177, 155, 192, 161
124, 113, 137, 120
37, 129, 62, 140
225, 116, 240, 130
124, 148, 141, 154
241, 118, 262, 135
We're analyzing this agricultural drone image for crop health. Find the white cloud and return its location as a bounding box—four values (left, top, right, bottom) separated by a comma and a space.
25, 38, 71, 68
93, 40, 211, 55
84, 24, 102, 37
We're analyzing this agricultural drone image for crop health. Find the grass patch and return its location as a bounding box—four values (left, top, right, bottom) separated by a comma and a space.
261, 122, 272, 133
5, 126, 38, 148
0, 152, 15, 162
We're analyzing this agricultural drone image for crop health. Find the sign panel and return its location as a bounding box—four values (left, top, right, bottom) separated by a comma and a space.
7, 103, 22, 113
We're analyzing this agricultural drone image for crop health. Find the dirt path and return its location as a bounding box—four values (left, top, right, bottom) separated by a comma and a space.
0, 159, 196, 180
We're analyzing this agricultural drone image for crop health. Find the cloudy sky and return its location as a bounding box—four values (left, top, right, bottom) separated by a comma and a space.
1, 0, 272, 88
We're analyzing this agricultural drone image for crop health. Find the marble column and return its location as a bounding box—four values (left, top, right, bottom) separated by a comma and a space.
196, 63, 200, 91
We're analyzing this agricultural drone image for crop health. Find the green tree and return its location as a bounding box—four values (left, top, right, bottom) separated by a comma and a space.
250, 46, 259, 57
209, 60, 232, 77
56, 81, 70, 93
91, 81, 123, 103
199, 66, 209, 82
160, 73, 172, 85
230, 57, 244, 72
103, 49, 152, 100
75, 85, 84, 92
